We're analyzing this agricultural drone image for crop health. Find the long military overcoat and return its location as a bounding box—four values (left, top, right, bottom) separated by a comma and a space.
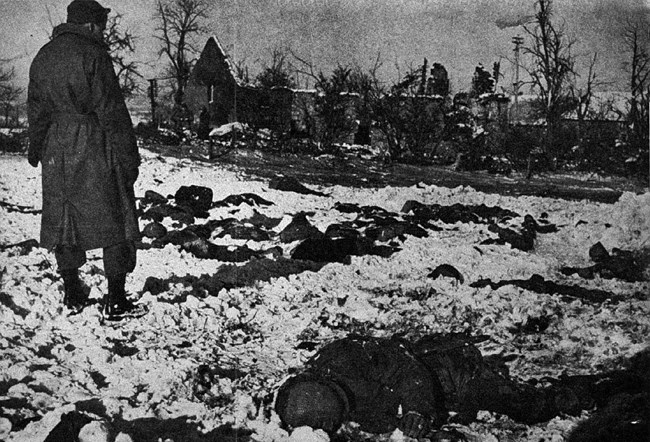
28, 23, 140, 251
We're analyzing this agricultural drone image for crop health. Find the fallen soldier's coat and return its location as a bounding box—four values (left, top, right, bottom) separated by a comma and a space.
276, 335, 447, 436
275, 334, 611, 437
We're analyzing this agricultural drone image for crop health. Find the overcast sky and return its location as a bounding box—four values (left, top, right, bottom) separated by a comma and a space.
1, 0, 648, 102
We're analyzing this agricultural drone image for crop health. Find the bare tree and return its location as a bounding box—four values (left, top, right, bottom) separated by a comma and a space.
368, 60, 448, 162
623, 17, 649, 163
0, 61, 23, 127
154, 0, 211, 106
315, 65, 360, 149
289, 48, 319, 84
521, 0, 575, 156
105, 13, 142, 98
290, 51, 378, 150
569, 54, 600, 121
233, 58, 250, 85
567, 53, 607, 149
255, 48, 296, 90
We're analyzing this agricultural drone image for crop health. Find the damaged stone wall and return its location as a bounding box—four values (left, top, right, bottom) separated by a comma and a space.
186, 36, 511, 145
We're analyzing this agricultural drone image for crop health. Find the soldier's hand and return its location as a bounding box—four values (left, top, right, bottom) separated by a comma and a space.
125, 167, 139, 187
429, 428, 468, 442
315, 417, 339, 433
399, 411, 431, 439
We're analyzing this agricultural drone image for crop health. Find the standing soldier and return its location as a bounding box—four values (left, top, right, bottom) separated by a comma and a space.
28, 0, 144, 321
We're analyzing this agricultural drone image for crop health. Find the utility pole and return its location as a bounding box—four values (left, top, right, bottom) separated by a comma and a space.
511, 35, 524, 122
148, 79, 158, 125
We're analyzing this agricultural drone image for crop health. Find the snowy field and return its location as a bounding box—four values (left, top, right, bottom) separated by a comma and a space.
1, 148, 649, 442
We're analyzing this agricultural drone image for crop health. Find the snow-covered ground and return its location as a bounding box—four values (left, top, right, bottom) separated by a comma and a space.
1, 149, 649, 442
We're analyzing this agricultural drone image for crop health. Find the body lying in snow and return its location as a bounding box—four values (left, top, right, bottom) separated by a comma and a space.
274, 334, 644, 439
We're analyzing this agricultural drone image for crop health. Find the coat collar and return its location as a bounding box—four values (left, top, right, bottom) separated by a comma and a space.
52, 23, 107, 48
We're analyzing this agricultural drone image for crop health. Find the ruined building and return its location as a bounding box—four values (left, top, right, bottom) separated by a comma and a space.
185, 36, 313, 134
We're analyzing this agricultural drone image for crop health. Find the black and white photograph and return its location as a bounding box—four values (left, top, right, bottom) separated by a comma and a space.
0, 0, 649, 441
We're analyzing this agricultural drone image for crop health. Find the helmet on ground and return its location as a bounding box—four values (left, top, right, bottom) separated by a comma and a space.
275, 376, 349, 433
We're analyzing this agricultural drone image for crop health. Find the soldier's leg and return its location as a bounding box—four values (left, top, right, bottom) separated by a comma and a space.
103, 241, 136, 277
55, 245, 87, 270
101, 241, 143, 320
54, 245, 88, 312
460, 367, 602, 424
460, 370, 556, 424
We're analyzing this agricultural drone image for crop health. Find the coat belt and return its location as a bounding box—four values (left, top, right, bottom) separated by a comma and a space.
51, 112, 98, 123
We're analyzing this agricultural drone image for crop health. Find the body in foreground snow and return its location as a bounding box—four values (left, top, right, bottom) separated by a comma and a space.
274, 334, 645, 439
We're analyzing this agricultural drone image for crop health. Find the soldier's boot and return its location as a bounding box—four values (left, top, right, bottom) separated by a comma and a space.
61, 269, 90, 314
102, 273, 147, 321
